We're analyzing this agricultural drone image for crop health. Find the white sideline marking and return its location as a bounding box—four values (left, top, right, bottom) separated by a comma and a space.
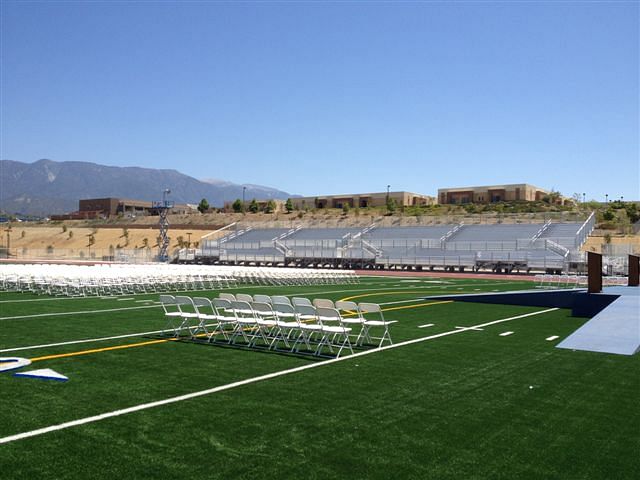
499, 331, 514, 337
417, 323, 434, 328
0, 307, 558, 445
0, 305, 160, 321
546, 335, 559, 341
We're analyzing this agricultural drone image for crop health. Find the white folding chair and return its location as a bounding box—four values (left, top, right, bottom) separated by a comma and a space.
273, 302, 304, 351
314, 307, 353, 358
358, 302, 394, 348
173, 296, 201, 337
293, 304, 323, 353
335, 300, 366, 346
250, 302, 280, 348
208, 298, 236, 343
160, 295, 182, 335
191, 297, 219, 339
228, 300, 260, 346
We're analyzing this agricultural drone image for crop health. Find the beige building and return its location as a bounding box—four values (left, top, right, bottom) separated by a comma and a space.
78, 198, 195, 217
438, 184, 558, 204
290, 191, 435, 210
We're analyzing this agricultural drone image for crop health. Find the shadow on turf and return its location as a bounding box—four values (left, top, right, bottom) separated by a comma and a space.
148, 333, 375, 361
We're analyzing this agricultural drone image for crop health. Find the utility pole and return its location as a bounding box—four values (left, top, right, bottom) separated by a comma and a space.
4, 225, 12, 258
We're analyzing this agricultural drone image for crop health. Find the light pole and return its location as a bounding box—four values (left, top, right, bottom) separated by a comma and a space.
386, 185, 390, 203
582, 193, 585, 203
605, 194, 608, 204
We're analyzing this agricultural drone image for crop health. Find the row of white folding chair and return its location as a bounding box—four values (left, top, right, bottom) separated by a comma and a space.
214, 293, 393, 348
160, 294, 357, 357
211, 298, 352, 357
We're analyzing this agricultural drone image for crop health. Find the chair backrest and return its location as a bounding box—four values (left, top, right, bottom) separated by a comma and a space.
251, 301, 274, 314
231, 300, 254, 318
273, 302, 295, 316
315, 307, 342, 326
313, 298, 334, 309
335, 300, 358, 312
358, 302, 385, 322
294, 304, 317, 319
174, 296, 193, 306
292, 297, 312, 307
236, 293, 253, 303
212, 298, 233, 312
218, 292, 236, 302
253, 294, 272, 304
358, 302, 381, 313
192, 297, 211, 308
271, 295, 291, 305
336, 300, 362, 318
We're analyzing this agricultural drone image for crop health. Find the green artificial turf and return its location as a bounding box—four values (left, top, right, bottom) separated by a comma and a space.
0, 275, 638, 479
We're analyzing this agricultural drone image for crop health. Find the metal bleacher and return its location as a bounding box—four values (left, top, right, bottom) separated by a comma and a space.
194, 213, 596, 273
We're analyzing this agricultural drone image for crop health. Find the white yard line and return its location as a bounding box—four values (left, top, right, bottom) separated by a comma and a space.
417, 323, 434, 328
0, 307, 558, 445
546, 335, 559, 341
499, 331, 514, 336
0, 305, 160, 321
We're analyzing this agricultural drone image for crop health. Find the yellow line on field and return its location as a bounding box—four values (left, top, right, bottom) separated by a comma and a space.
339, 291, 429, 302
30, 338, 177, 362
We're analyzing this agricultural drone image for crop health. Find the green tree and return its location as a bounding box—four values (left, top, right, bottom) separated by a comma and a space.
602, 210, 615, 221
62, 224, 67, 233
342, 203, 350, 214
285, 198, 294, 214
197, 198, 210, 213
265, 199, 277, 214
232, 199, 243, 213
386, 197, 397, 214
249, 199, 259, 213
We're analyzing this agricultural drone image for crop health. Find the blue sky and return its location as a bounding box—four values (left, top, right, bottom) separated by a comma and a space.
1, 1, 638, 201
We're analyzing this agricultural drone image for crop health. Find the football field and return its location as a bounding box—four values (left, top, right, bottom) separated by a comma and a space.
1, 275, 638, 479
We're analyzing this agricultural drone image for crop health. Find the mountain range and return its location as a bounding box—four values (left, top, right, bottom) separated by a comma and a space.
0, 159, 293, 216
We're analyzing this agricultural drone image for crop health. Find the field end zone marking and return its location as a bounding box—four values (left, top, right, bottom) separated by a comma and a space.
0, 307, 558, 445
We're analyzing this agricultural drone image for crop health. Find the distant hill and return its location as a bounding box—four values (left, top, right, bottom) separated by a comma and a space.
0, 159, 293, 216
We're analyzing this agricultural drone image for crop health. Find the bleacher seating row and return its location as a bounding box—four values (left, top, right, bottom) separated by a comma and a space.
161, 293, 394, 358
195, 214, 596, 273
0, 264, 358, 297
